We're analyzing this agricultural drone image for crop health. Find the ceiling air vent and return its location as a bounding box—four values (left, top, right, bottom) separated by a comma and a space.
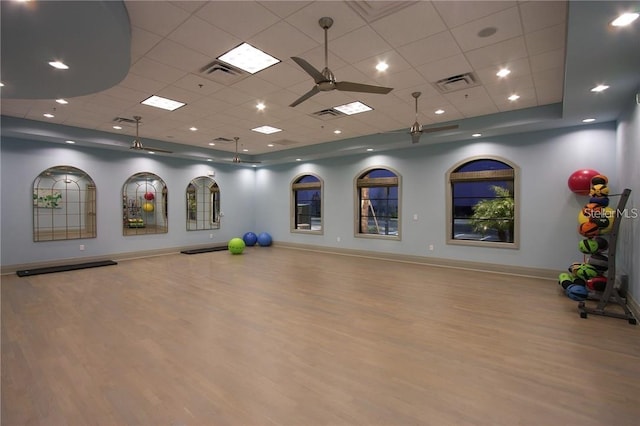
199, 60, 248, 84
433, 72, 480, 93
212, 137, 234, 144
311, 108, 346, 120
113, 116, 138, 125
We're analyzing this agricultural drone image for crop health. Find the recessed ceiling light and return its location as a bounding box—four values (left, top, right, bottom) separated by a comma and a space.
252, 164, 257, 168
43, 113, 54, 118
256, 102, 265, 110
435, 109, 445, 115
189, 127, 198, 131
217, 42, 280, 74
376, 62, 389, 72
472, 133, 482, 137
296, 158, 302, 161
334, 129, 342, 134
508, 94, 520, 101
252, 125, 282, 134
65, 140, 75, 144
208, 142, 215, 146
0, 82, 4, 87
242, 148, 249, 152
582, 118, 596, 123
148, 151, 155, 154
496, 68, 511, 78
141, 95, 185, 111
267, 143, 274, 147
113, 125, 122, 130
48, 61, 69, 70
590, 84, 609, 93
55, 98, 68, 104
333, 101, 373, 115
206, 159, 213, 162
366, 148, 374, 152
611, 12, 639, 27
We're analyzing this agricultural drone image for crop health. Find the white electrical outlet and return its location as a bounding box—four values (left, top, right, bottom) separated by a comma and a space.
336, 236, 341, 242
209, 233, 214, 239
429, 244, 434, 251
413, 213, 418, 221
79, 244, 85, 251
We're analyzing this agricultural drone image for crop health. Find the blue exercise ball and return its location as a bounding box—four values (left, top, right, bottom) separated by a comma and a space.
243, 231, 258, 246
257, 232, 272, 247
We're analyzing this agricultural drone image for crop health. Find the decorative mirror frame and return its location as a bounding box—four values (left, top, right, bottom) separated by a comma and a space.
32, 165, 97, 241
122, 172, 168, 236
186, 176, 220, 231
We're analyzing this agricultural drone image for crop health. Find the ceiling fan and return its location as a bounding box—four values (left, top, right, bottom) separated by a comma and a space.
129, 116, 172, 154
289, 17, 393, 107
405, 92, 459, 144
231, 137, 261, 164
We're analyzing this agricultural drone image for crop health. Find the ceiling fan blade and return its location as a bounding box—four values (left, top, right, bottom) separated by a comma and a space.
335, 81, 393, 94
420, 124, 459, 134
411, 132, 422, 144
289, 86, 320, 107
291, 57, 325, 84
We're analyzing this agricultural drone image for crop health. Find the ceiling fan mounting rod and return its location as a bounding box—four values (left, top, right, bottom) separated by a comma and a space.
319, 17, 333, 69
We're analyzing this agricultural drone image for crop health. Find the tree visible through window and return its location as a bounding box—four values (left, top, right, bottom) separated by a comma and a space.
450, 159, 516, 244
356, 168, 400, 237
291, 174, 322, 232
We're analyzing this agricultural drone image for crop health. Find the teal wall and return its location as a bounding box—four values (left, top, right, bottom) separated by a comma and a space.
1, 120, 631, 287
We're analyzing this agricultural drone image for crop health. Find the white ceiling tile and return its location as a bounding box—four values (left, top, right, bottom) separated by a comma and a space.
416, 54, 473, 83
396, 31, 461, 68
124, 1, 191, 37
129, 57, 188, 84
196, 1, 281, 40
258, 1, 311, 18
118, 73, 167, 94
450, 7, 523, 52
432, 1, 517, 28
529, 49, 565, 74
443, 85, 494, 108
493, 87, 538, 111
483, 74, 535, 97
171, 74, 225, 96
285, 2, 366, 42
330, 26, 393, 63
130, 26, 163, 62
474, 57, 532, 85
533, 67, 564, 104
525, 24, 566, 56
167, 16, 241, 59
231, 76, 282, 98
370, 2, 447, 48
464, 36, 528, 70
249, 21, 318, 60
519, 1, 568, 34
256, 61, 311, 90
169, 1, 207, 14
145, 39, 212, 73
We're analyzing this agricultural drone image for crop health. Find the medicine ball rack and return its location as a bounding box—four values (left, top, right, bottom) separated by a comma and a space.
578, 188, 636, 324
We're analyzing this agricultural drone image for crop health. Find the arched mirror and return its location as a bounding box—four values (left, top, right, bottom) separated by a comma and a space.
186, 176, 220, 231
122, 172, 168, 235
33, 165, 97, 242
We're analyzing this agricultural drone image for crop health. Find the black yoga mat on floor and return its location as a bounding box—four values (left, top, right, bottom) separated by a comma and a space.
180, 246, 228, 255
16, 260, 117, 277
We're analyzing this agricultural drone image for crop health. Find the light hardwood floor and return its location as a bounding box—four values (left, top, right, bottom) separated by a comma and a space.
2, 247, 639, 425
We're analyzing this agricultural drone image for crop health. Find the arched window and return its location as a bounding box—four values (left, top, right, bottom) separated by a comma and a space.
355, 167, 401, 239
447, 157, 518, 247
186, 176, 220, 231
32, 165, 97, 241
291, 174, 323, 233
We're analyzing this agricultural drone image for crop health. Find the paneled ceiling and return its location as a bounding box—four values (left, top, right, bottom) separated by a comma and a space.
1, 1, 638, 165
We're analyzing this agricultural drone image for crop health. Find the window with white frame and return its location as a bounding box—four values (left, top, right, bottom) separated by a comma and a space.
291, 174, 322, 233
355, 167, 400, 239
